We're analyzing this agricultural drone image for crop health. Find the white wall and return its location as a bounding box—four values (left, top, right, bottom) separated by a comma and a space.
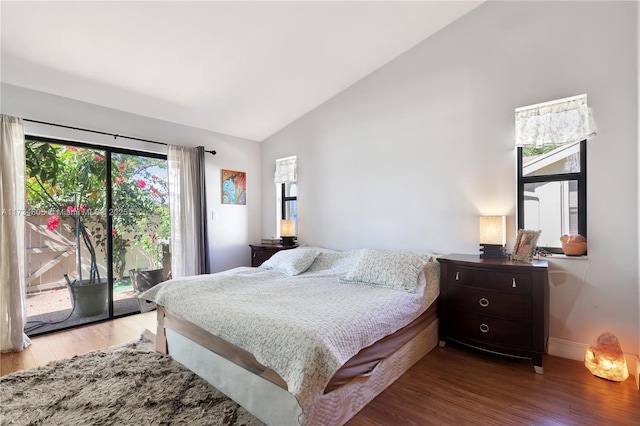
262, 2, 639, 359
637, 0, 640, 388
1, 83, 262, 272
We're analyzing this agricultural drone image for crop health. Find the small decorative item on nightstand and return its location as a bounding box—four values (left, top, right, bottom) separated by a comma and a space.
511, 229, 541, 263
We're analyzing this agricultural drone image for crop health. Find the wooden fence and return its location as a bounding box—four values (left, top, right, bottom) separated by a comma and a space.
25, 215, 168, 294
25, 215, 81, 293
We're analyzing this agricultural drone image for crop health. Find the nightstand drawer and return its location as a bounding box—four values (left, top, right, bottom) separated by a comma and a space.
448, 284, 532, 320
252, 250, 273, 267
448, 267, 532, 293
450, 311, 532, 349
249, 244, 299, 267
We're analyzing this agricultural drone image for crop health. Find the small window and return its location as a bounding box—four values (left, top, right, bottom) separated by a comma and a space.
274, 156, 297, 237
281, 181, 297, 224
517, 141, 586, 253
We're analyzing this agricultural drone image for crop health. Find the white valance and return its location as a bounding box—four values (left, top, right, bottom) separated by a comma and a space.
274, 156, 297, 183
515, 94, 596, 147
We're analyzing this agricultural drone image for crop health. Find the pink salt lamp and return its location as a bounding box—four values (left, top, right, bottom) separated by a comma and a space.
584, 332, 629, 381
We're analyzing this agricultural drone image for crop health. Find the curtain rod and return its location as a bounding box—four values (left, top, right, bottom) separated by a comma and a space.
22, 118, 217, 155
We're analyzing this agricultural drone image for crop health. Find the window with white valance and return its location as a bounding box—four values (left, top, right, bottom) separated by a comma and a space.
274, 156, 297, 239
515, 94, 596, 148
515, 95, 595, 253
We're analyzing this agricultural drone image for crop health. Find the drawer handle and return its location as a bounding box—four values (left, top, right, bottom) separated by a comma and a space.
512, 278, 517, 288
455, 272, 460, 281
479, 297, 489, 308
479, 323, 490, 333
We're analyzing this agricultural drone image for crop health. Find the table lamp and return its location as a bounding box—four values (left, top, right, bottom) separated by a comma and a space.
479, 216, 506, 259
280, 219, 296, 246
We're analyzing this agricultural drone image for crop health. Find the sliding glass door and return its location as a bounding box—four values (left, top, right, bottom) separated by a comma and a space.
23, 136, 169, 335
110, 153, 170, 316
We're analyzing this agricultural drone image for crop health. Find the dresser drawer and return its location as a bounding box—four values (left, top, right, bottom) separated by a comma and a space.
448, 266, 532, 293
447, 284, 532, 320
450, 310, 532, 349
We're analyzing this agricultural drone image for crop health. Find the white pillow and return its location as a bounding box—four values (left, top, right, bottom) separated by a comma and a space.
340, 249, 432, 293
261, 248, 321, 276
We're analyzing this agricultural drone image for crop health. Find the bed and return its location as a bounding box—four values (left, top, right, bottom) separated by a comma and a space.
139, 247, 440, 425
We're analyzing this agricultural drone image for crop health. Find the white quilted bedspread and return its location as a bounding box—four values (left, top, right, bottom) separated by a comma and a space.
140, 249, 439, 422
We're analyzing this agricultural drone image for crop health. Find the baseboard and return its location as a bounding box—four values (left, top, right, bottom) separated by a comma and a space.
547, 337, 587, 361
548, 337, 639, 389
628, 354, 638, 390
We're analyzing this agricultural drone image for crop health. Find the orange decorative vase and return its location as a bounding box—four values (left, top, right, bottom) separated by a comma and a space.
560, 234, 587, 256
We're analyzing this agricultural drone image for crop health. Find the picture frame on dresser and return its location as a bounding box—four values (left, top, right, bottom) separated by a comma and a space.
511, 229, 541, 263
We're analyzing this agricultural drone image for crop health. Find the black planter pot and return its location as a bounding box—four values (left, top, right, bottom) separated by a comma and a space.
67, 278, 108, 317
129, 268, 164, 293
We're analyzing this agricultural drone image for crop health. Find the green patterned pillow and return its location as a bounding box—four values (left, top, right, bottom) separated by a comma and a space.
340, 249, 432, 293
261, 248, 321, 275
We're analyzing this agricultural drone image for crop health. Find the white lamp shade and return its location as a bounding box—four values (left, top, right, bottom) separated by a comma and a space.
280, 219, 295, 237
479, 216, 506, 245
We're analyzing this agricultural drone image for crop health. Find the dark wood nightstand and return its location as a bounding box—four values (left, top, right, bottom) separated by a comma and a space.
249, 244, 299, 267
437, 254, 549, 374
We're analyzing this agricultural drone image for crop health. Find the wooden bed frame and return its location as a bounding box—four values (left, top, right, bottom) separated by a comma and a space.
155, 305, 439, 425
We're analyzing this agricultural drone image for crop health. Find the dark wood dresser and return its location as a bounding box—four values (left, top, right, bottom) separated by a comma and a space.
249, 244, 299, 267
437, 254, 549, 373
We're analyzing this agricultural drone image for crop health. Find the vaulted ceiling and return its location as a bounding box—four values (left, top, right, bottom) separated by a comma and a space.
1, 1, 483, 141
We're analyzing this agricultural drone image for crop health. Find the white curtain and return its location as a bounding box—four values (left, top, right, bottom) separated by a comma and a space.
274, 156, 297, 183
515, 94, 597, 147
168, 145, 209, 278
0, 115, 31, 352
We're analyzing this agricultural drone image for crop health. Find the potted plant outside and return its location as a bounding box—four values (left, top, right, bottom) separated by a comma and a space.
64, 274, 108, 317
129, 218, 169, 293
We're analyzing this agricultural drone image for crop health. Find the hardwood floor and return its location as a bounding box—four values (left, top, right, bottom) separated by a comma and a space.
348, 342, 640, 426
2, 314, 638, 425
1, 311, 156, 376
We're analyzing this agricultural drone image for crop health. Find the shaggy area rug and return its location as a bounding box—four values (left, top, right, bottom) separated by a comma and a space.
0, 333, 264, 426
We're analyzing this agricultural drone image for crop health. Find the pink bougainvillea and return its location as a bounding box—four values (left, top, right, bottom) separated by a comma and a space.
65, 205, 86, 214
137, 179, 146, 189
46, 214, 60, 231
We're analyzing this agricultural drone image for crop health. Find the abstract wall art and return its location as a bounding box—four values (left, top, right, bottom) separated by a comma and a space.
221, 169, 246, 205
